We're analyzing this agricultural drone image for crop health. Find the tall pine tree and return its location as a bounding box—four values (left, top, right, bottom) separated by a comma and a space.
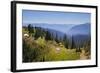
63, 34, 68, 49
71, 36, 75, 49
28, 24, 33, 34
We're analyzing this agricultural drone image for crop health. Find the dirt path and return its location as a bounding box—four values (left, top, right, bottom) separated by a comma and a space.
80, 49, 88, 60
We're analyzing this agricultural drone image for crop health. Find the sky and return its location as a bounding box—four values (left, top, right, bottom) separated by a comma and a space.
22, 10, 91, 25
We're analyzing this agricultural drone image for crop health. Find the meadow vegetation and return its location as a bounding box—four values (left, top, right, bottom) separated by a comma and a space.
22, 24, 91, 62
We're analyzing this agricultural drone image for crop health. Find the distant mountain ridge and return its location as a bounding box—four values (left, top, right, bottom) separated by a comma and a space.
67, 23, 91, 36
23, 23, 91, 36
30, 23, 75, 34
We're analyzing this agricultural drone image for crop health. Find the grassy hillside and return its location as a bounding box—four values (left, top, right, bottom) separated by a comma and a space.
22, 26, 90, 62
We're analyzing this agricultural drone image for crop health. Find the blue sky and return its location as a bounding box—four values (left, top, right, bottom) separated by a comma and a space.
22, 10, 91, 25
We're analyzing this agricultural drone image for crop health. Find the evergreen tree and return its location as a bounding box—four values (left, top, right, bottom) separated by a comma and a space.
55, 33, 59, 43
63, 34, 68, 49
34, 27, 41, 39
28, 24, 34, 34
84, 38, 91, 53
45, 30, 51, 40
71, 36, 75, 49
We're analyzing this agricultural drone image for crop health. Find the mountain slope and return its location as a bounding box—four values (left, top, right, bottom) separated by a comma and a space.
67, 23, 91, 35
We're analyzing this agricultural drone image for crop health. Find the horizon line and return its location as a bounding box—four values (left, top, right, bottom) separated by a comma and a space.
22, 22, 90, 25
